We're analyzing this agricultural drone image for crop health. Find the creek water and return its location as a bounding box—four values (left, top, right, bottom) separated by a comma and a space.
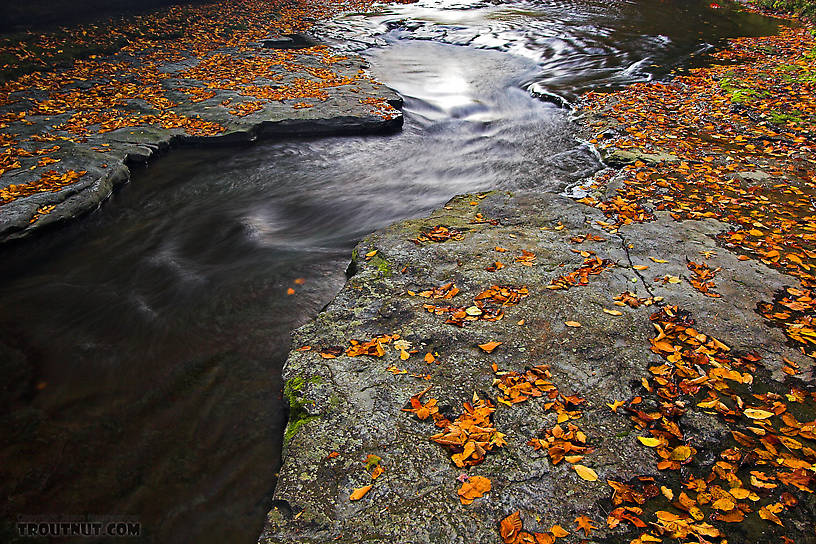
0, 1, 783, 542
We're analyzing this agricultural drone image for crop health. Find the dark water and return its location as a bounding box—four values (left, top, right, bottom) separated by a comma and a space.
0, 1, 782, 542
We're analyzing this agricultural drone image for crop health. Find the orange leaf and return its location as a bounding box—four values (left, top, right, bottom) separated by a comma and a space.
349, 485, 372, 501
550, 524, 569, 537
478, 341, 503, 353
575, 515, 596, 536
458, 475, 491, 505
533, 533, 554, 544
500, 511, 522, 543
759, 505, 783, 526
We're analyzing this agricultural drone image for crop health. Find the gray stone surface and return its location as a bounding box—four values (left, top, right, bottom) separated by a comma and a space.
260, 188, 809, 543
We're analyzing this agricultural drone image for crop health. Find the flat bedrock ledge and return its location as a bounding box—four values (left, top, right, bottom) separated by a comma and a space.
0, 97, 403, 245
0, 12, 405, 246
259, 188, 812, 544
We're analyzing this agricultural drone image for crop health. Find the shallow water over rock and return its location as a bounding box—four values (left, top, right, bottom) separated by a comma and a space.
0, 1, 783, 542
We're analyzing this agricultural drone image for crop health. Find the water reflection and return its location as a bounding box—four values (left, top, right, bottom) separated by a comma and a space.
318, 0, 785, 100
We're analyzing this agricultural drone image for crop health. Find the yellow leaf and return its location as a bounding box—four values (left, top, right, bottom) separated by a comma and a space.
633, 265, 649, 270
400, 349, 410, 360
669, 445, 692, 461
607, 400, 624, 412
603, 308, 623, 316
712, 497, 736, 511
650, 257, 669, 263
565, 321, 582, 328
759, 505, 783, 526
350, 485, 372, 501
730, 488, 750, 500
744, 408, 774, 420
573, 464, 598, 481
637, 436, 661, 447
365, 250, 378, 258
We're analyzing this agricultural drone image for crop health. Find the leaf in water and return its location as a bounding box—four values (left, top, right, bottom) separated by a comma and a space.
744, 408, 774, 420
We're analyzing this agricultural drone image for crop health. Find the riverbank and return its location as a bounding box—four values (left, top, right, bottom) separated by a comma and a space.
261, 7, 816, 544
0, 0, 406, 244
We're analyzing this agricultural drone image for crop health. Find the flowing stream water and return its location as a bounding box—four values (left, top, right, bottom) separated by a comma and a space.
0, 1, 784, 542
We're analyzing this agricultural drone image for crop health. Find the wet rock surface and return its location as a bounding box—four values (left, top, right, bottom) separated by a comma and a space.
260, 187, 808, 543
0, 18, 403, 243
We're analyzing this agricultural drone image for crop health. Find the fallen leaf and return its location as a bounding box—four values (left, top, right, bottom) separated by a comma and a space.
349, 485, 372, 501
759, 505, 783, 526
669, 445, 692, 461
744, 408, 774, 420
573, 464, 598, 481
550, 525, 569, 538
637, 436, 661, 447
575, 515, 597, 536
500, 511, 523, 542
607, 400, 624, 412
458, 475, 491, 505
478, 341, 503, 353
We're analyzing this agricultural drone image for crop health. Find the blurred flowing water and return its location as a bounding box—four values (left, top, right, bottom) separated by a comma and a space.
0, 1, 783, 542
